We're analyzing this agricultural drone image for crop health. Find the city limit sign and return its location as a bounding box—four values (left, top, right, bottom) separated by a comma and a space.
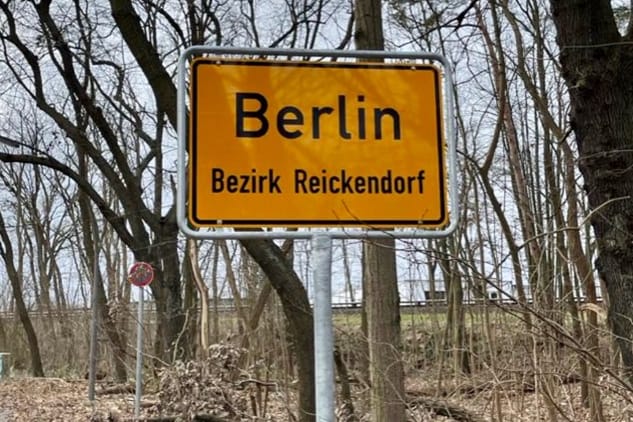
189, 58, 448, 228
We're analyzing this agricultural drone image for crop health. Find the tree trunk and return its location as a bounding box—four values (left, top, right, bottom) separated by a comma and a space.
238, 238, 294, 369
76, 149, 128, 382
363, 239, 406, 421
188, 239, 209, 358
218, 240, 248, 330
341, 240, 356, 304
441, 238, 470, 376
551, 0, 633, 384
0, 212, 44, 377
354, 0, 406, 419
107, 0, 188, 365
211, 243, 220, 344
151, 213, 188, 362
563, 141, 604, 418
182, 243, 199, 359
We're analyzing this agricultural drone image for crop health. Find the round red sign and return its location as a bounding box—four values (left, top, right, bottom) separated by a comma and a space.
128, 262, 154, 287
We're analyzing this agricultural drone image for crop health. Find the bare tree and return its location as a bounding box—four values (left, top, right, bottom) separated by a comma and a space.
550, 1, 633, 385
354, 0, 406, 420
0, 208, 44, 376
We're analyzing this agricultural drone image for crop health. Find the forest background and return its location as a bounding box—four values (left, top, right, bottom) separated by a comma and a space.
1, 0, 633, 421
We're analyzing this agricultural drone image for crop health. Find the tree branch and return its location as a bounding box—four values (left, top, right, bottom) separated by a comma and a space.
109, 0, 179, 129
0, 152, 137, 248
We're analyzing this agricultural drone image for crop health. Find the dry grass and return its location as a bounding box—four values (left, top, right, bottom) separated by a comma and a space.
0, 306, 630, 421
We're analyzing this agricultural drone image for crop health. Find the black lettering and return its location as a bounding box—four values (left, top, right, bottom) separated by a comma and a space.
268, 169, 281, 193
236, 94, 403, 141
277, 106, 304, 139
295, 169, 308, 193
236, 93, 269, 137
355, 177, 366, 193
338, 95, 352, 140
418, 170, 425, 193
329, 175, 340, 193
309, 175, 320, 193
226, 175, 239, 193
320, 169, 328, 193
239, 174, 250, 193
312, 106, 334, 139
291, 169, 425, 194
257, 174, 265, 192
357, 95, 366, 140
252, 169, 258, 191
407, 175, 416, 193
381, 170, 392, 193
211, 168, 284, 194
374, 108, 401, 140
211, 168, 224, 192
341, 170, 353, 193
394, 176, 405, 193
367, 176, 379, 193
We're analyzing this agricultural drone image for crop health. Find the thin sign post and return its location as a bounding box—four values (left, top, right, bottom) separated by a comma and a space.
312, 233, 334, 421
128, 262, 154, 419
189, 59, 446, 229
87, 217, 100, 401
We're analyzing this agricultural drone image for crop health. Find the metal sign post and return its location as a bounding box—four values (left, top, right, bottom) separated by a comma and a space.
312, 233, 334, 421
176, 47, 458, 422
128, 262, 154, 420
88, 218, 100, 401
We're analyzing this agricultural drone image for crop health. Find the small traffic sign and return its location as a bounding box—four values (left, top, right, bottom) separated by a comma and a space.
128, 262, 154, 287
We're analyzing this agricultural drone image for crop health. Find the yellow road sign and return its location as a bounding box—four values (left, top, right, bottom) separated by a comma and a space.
189, 58, 447, 228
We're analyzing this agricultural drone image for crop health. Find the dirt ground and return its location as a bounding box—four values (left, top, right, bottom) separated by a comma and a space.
0, 376, 293, 421
3, 358, 633, 422
0, 377, 152, 421
2, 376, 633, 422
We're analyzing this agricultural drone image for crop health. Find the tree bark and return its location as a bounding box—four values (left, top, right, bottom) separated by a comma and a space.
441, 238, 470, 375
0, 212, 44, 377
354, 0, 406, 420
188, 239, 210, 358
363, 239, 406, 421
551, 0, 633, 383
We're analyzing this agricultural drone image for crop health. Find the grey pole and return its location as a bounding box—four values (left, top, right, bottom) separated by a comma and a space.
312, 233, 335, 421
87, 218, 99, 401
134, 287, 145, 419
